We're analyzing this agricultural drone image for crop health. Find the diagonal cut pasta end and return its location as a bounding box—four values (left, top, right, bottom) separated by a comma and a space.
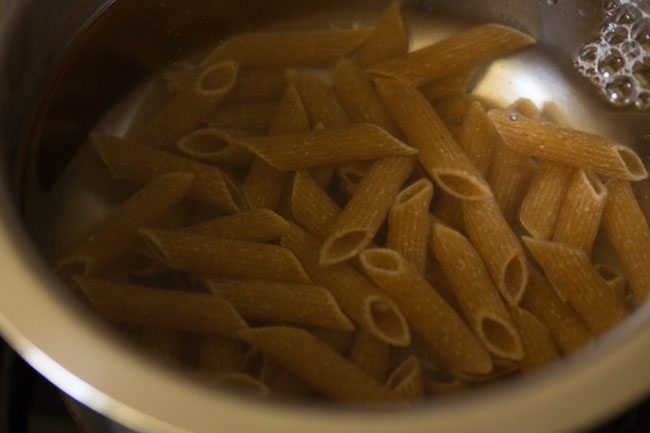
434, 171, 491, 201
500, 251, 529, 305
386, 355, 424, 400
478, 313, 524, 361
214, 372, 271, 398
139, 228, 175, 268
319, 230, 374, 266
364, 295, 411, 347
197, 61, 239, 96
614, 144, 648, 181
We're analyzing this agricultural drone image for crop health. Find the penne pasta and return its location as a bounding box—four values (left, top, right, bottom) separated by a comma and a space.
337, 161, 372, 197
595, 264, 628, 305
360, 248, 493, 375
140, 228, 310, 283
202, 29, 372, 67
431, 224, 524, 362
509, 306, 559, 373
208, 101, 278, 131
177, 128, 255, 166
387, 179, 434, 274
419, 68, 479, 101
553, 170, 607, 252
202, 278, 354, 331
310, 328, 355, 354
334, 58, 399, 135
375, 78, 491, 201
198, 336, 246, 374
240, 326, 402, 404
291, 170, 341, 240
349, 331, 391, 382
521, 268, 592, 354
603, 179, 650, 305
281, 224, 410, 347
92, 133, 245, 213
234, 123, 416, 170
463, 197, 529, 305
214, 373, 271, 398
225, 67, 287, 103
421, 363, 469, 397
128, 328, 185, 363
433, 95, 479, 129
243, 84, 310, 210
320, 156, 415, 265
488, 110, 648, 181
519, 162, 574, 240
75, 277, 248, 337
287, 69, 349, 128
183, 209, 289, 242
261, 358, 313, 399
58, 173, 193, 276
134, 61, 238, 150
523, 238, 627, 334
357, 3, 408, 67
386, 356, 424, 401
368, 24, 535, 86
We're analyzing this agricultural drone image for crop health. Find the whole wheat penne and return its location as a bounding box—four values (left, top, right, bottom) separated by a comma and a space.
521, 268, 592, 354
183, 209, 289, 242
291, 170, 341, 239
310, 328, 355, 354
553, 171, 607, 252
240, 326, 402, 404
431, 224, 524, 361
519, 162, 574, 240
368, 24, 535, 86
92, 133, 245, 213
202, 29, 372, 67
421, 363, 469, 396
594, 264, 627, 304
202, 278, 354, 331
432, 101, 493, 228
58, 173, 193, 276
387, 179, 434, 274
140, 228, 310, 283
208, 101, 278, 131
488, 110, 648, 181
386, 356, 424, 400
463, 197, 529, 305
360, 248, 493, 375
235, 123, 416, 171
75, 277, 248, 337
334, 58, 398, 135
214, 373, 270, 398
243, 84, 310, 210
419, 68, 479, 101
357, 3, 408, 67
287, 69, 349, 128
320, 156, 415, 265
198, 336, 246, 374
523, 238, 627, 334
348, 331, 391, 382
375, 78, 491, 201
433, 95, 479, 129
282, 224, 410, 347
603, 179, 650, 305
260, 358, 313, 399
225, 67, 287, 102
134, 61, 238, 150
177, 128, 255, 165
508, 306, 559, 373
338, 161, 372, 197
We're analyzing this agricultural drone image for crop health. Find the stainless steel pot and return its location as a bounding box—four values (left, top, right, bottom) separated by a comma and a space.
2, 1, 650, 432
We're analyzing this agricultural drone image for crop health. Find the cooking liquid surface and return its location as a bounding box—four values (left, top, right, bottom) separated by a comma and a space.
23, 1, 650, 396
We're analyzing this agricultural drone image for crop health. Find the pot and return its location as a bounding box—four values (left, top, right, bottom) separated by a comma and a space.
1, 1, 650, 432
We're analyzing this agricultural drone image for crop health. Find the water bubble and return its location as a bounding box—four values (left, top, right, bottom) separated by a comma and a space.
616, 4, 642, 23
605, 24, 630, 44
632, 18, 650, 47
598, 50, 625, 77
633, 57, 650, 87
621, 39, 642, 56
578, 8, 588, 17
545, 0, 557, 4
508, 112, 520, 121
635, 91, 650, 109
579, 44, 599, 62
605, 0, 622, 15
606, 75, 636, 105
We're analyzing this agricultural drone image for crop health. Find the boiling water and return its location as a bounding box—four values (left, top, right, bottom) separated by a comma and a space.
574, 0, 650, 109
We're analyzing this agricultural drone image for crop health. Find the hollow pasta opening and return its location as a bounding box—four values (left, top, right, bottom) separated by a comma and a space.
224, 177, 247, 212
386, 357, 419, 389
583, 172, 606, 196
615, 145, 648, 180
180, 130, 230, 154
503, 255, 527, 303
321, 230, 369, 265
362, 249, 401, 273
200, 62, 236, 92
436, 173, 488, 201
396, 179, 431, 205
480, 317, 520, 357
595, 264, 620, 283
367, 297, 410, 347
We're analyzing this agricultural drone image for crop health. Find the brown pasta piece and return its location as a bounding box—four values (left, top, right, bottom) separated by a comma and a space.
348, 331, 391, 382
357, 3, 408, 67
